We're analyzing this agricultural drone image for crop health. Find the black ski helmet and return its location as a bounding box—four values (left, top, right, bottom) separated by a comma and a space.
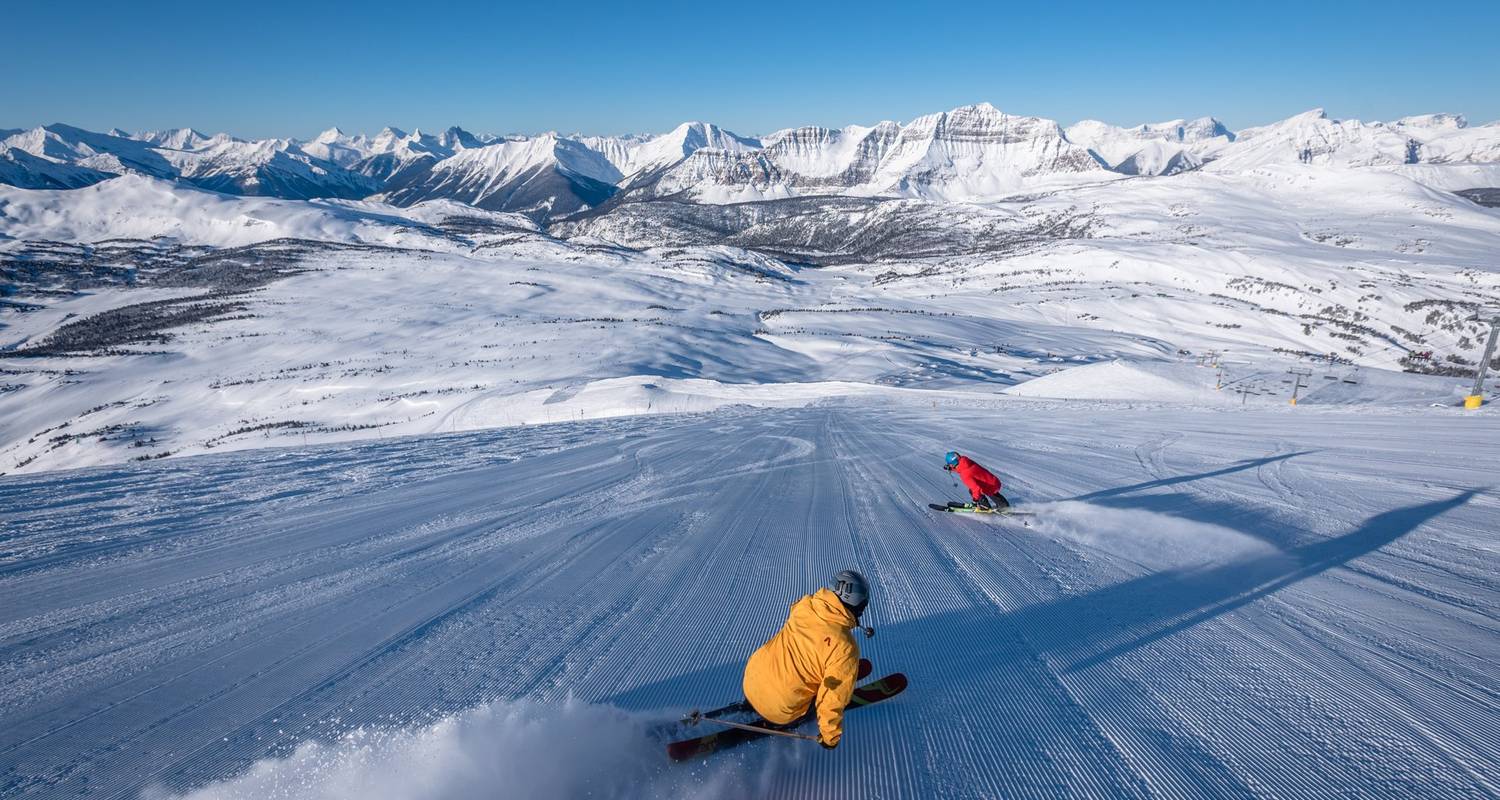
832, 569, 870, 617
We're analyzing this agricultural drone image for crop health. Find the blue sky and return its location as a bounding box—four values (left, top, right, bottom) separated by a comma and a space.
6, 0, 1498, 139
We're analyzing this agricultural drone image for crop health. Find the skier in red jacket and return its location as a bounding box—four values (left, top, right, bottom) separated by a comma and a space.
945, 451, 1009, 510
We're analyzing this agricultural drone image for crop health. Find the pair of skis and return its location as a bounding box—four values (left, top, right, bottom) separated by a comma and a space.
666, 662, 908, 761
928, 500, 1035, 525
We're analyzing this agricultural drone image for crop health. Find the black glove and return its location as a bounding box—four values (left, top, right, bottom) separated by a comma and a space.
820, 739, 838, 750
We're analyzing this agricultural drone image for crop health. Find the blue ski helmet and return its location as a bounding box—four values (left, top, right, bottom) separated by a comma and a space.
945, 451, 960, 467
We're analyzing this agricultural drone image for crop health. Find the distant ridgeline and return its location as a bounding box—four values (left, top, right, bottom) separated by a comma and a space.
2, 106, 1497, 222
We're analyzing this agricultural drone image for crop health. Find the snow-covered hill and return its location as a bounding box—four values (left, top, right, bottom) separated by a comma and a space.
0, 146, 116, 190
2, 158, 1498, 475
1205, 108, 1500, 172
0, 175, 499, 248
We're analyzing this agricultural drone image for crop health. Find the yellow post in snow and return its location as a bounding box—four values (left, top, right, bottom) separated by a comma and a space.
1287, 368, 1310, 406
1464, 313, 1498, 410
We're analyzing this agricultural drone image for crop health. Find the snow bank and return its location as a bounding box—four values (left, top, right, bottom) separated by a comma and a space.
445, 377, 910, 430
1379, 163, 1500, 192
1004, 361, 1223, 403
146, 699, 740, 800
1001, 357, 1472, 409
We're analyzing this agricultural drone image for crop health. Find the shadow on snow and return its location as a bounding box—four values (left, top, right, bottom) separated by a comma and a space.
608, 490, 1474, 711
1064, 451, 1314, 503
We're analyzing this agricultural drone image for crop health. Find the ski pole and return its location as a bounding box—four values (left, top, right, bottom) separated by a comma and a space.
692, 715, 820, 743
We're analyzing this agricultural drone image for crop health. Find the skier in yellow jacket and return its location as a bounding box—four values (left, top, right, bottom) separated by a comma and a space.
742, 570, 869, 749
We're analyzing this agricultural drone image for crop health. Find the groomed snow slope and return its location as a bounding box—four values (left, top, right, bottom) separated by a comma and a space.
1005, 360, 1224, 402
2, 401, 1496, 799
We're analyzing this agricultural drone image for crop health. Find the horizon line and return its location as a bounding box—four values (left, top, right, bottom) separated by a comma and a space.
6, 103, 1493, 146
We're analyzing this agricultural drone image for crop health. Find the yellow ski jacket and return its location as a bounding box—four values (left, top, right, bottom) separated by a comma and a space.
742, 588, 861, 747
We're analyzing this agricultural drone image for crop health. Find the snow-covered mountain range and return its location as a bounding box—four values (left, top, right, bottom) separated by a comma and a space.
1064, 116, 1234, 176
5, 104, 1498, 219
3, 101, 1500, 475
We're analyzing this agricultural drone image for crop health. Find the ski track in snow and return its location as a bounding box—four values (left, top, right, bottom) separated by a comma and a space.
0, 403, 1497, 799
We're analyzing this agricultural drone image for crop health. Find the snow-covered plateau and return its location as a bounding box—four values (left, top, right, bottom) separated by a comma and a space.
1, 103, 1498, 799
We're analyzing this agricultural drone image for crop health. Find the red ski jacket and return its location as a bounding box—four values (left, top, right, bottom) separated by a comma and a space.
952, 455, 1001, 501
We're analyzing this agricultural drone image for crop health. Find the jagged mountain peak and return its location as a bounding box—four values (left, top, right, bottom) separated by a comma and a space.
371, 127, 410, 149
1064, 115, 1236, 176
579, 122, 758, 182
376, 132, 622, 219
940, 101, 1005, 118
43, 122, 99, 136
635, 103, 1109, 203
666, 121, 731, 147
652, 121, 756, 157
1182, 117, 1234, 141
3, 125, 178, 179
904, 102, 1016, 130
1121, 117, 1233, 143
1396, 113, 1468, 130
438, 126, 482, 149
